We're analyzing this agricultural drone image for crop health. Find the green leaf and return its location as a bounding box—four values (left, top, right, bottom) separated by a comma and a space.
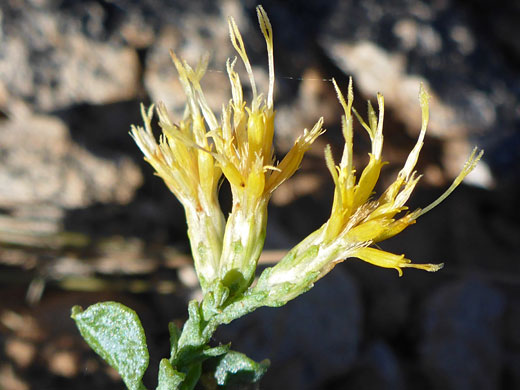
180, 362, 202, 390
201, 344, 230, 359
71, 302, 149, 390
181, 300, 203, 346
169, 322, 181, 360
157, 359, 184, 390
201, 281, 230, 320
214, 351, 269, 386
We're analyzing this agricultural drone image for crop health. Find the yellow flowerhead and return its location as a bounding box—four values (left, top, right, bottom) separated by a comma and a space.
255, 78, 482, 305
325, 78, 482, 276
208, 7, 324, 210
131, 6, 323, 295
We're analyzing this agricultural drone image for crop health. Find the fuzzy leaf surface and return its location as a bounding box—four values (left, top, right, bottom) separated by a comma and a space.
72, 302, 149, 390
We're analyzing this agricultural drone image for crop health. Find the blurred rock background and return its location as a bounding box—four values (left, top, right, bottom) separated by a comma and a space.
0, 0, 519, 389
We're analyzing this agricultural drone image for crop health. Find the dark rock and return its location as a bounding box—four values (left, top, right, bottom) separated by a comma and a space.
503, 299, 520, 389
420, 278, 506, 390
367, 284, 410, 340
504, 352, 520, 390
334, 341, 405, 390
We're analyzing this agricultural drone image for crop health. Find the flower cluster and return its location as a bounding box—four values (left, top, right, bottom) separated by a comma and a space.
131, 6, 323, 297
253, 79, 482, 305
131, 5, 482, 306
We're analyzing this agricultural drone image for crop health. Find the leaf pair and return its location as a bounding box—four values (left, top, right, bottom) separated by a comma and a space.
72, 302, 268, 389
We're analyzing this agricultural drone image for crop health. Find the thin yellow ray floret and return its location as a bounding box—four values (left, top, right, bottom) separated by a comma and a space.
265, 118, 325, 194
352, 247, 444, 277
319, 79, 483, 277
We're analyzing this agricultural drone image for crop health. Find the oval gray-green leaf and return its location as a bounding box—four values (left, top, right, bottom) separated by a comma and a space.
72, 302, 149, 390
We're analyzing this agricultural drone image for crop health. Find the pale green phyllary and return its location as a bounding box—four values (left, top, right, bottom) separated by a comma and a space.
72, 5, 483, 389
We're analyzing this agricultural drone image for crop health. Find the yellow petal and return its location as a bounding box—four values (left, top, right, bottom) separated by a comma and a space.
352, 154, 385, 209
215, 156, 244, 189
247, 110, 267, 157
246, 154, 266, 201
265, 117, 324, 193
344, 219, 389, 242
371, 211, 419, 243
352, 247, 443, 276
